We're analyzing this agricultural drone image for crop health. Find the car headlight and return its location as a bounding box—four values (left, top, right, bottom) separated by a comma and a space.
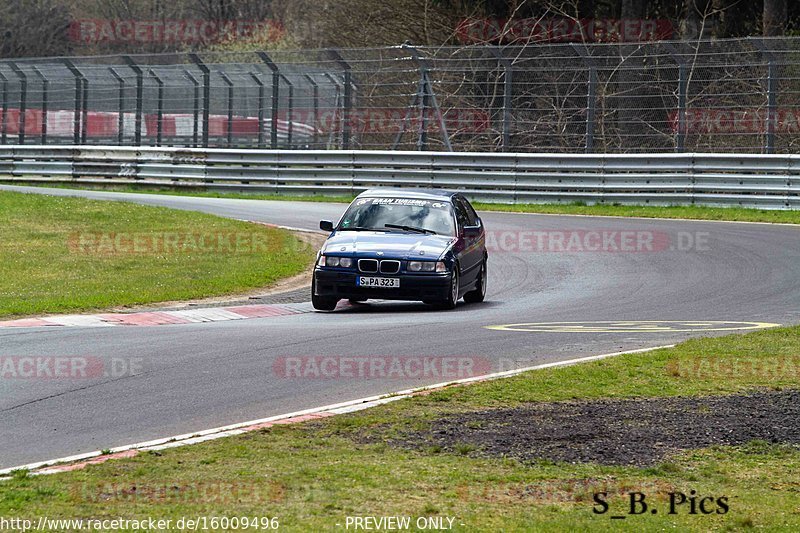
408, 261, 445, 272
318, 255, 352, 268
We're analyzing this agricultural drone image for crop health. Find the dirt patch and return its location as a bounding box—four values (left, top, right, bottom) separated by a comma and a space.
387, 390, 800, 466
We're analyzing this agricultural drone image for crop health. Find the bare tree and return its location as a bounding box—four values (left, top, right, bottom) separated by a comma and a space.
0, 0, 72, 58
273, 0, 459, 48
763, 0, 787, 36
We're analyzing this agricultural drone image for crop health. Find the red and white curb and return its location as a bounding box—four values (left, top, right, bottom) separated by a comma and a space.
0, 301, 352, 328
0, 344, 674, 479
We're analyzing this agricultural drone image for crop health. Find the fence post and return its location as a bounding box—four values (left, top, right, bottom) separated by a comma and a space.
188, 54, 210, 147
661, 42, 688, 152
149, 69, 164, 146
407, 44, 430, 151
31, 66, 47, 145
250, 72, 266, 148
327, 50, 352, 149
501, 61, 513, 152
419, 71, 429, 151
401, 43, 452, 152
571, 44, 596, 153
751, 38, 777, 154
490, 47, 514, 152
80, 73, 88, 144
304, 74, 319, 148
109, 68, 125, 146
280, 74, 294, 149
62, 59, 84, 145
766, 62, 777, 154
256, 52, 280, 149
8, 63, 27, 145
323, 73, 343, 148
220, 72, 234, 147
0, 70, 7, 144
122, 56, 144, 146
184, 70, 200, 147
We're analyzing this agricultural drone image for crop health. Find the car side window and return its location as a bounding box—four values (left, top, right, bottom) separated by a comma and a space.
453, 200, 469, 230
456, 197, 476, 226
463, 199, 480, 226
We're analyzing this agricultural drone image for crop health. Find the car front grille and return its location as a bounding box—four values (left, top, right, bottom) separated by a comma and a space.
358, 259, 379, 273
379, 260, 400, 274
358, 258, 400, 274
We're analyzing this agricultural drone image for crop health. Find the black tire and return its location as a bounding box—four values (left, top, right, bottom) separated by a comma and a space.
438, 268, 459, 310
464, 259, 487, 304
311, 277, 338, 311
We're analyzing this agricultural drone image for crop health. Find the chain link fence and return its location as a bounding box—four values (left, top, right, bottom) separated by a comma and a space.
0, 37, 799, 153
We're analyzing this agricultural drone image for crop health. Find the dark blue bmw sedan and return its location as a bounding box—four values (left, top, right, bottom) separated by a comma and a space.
312, 189, 487, 311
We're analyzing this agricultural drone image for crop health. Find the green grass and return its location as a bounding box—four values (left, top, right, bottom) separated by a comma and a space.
2, 325, 798, 531
0, 190, 315, 318
7, 181, 800, 224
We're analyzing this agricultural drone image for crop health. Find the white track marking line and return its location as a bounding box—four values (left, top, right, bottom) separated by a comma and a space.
41, 315, 116, 327
169, 308, 245, 322
0, 344, 674, 478
0, 304, 311, 329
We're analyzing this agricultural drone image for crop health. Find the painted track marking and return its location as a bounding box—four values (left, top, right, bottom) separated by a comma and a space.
485, 320, 781, 333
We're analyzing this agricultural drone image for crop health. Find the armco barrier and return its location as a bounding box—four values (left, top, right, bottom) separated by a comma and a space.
0, 146, 798, 209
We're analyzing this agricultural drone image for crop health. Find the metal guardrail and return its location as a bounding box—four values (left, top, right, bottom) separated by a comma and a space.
1, 145, 798, 209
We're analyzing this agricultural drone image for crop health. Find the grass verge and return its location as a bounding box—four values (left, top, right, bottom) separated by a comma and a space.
0, 190, 314, 318
2, 326, 798, 530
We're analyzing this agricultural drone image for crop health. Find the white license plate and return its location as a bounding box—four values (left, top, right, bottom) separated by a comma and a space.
357, 276, 400, 288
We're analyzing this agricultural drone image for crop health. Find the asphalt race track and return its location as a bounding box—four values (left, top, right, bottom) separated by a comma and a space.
2, 184, 800, 469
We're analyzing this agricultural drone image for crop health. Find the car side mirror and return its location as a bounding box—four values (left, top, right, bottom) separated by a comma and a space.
319, 220, 334, 232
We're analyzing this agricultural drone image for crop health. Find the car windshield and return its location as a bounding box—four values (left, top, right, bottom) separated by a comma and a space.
338, 197, 456, 236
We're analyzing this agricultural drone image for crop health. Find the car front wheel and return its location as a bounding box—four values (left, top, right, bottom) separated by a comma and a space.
312, 277, 338, 311
438, 268, 459, 310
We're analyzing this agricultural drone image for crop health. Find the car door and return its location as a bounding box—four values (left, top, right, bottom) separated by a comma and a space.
454, 196, 483, 286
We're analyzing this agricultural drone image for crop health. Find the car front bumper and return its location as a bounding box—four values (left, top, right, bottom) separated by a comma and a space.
314, 269, 452, 301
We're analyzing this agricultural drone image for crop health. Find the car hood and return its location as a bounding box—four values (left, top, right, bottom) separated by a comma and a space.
323, 231, 455, 260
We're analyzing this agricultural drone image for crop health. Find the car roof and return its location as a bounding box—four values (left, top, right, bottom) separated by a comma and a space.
356, 188, 458, 202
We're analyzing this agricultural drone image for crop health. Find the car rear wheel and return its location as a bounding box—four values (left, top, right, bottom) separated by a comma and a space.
464, 259, 487, 304
312, 277, 338, 311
